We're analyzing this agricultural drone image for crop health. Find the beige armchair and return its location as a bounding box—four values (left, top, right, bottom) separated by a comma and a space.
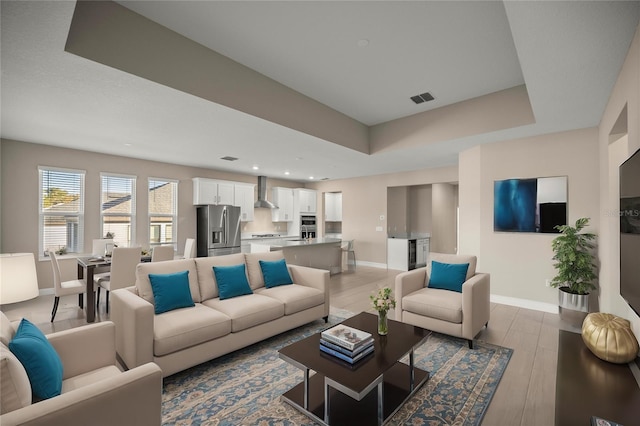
0, 314, 162, 426
394, 252, 490, 349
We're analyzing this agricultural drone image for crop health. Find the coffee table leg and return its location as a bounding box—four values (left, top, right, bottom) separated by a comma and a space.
377, 381, 384, 426
303, 368, 310, 410
409, 349, 415, 391
324, 378, 330, 424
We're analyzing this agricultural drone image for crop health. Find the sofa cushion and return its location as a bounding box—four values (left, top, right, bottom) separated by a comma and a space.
194, 253, 246, 301
61, 365, 121, 393
0, 343, 31, 414
256, 284, 324, 315
203, 294, 284, 332
153, 304, 231, 357
426, 253, 477, 282
136, 259, 202, 305
402, 287, 463, 324
428, 261, 469, 293
149, 270, 195, 314
9, 319, 63, 400
213, 264, 253, 300
260, 259, 293, 288
244, 251, 285, 290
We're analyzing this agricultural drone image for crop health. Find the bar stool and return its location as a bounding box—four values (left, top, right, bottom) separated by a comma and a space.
341, 240, 356, 272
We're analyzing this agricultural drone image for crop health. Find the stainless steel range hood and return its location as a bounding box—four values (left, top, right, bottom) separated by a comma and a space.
254, 176, 278, 209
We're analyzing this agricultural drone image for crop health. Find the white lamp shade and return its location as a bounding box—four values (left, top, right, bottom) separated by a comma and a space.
0, 253, 40, 304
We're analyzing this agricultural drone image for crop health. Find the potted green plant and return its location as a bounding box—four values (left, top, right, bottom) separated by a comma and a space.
550, 217, 597, 321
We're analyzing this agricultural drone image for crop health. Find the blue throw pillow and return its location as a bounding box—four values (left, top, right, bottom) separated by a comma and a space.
149, 270, 195, 314
9, 318, 63, 400
213, 264, 253, 300
428, 261, 470, 293
260, 259, 293, 288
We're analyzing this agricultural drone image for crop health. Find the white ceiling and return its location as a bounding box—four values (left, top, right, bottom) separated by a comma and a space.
1, 1, 639, 182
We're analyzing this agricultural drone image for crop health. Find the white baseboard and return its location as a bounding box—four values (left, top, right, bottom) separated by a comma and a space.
490, 294, 559, 314
39, 289, 54, 296
356, 261, 387, 269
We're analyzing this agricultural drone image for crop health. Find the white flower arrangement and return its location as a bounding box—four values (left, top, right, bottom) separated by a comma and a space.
370, 287, 396, 313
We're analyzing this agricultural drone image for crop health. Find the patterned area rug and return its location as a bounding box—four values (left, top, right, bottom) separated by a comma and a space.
162, 310, 512, 425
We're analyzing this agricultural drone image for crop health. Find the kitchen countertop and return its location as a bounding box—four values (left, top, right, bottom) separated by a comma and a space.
250, 237, 341, 248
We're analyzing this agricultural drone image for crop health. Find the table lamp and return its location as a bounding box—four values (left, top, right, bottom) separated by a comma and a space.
0, 253, 40, 304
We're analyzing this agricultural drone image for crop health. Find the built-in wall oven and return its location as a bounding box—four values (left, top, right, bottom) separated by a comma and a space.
300, 215, 317, 239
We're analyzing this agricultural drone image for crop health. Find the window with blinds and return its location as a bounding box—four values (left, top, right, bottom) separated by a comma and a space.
39, 167, 85, 257
101, 173, 136, 247
148, 178, 178, 248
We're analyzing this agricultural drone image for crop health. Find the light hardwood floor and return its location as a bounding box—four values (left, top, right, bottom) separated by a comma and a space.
1, 265, 580, 426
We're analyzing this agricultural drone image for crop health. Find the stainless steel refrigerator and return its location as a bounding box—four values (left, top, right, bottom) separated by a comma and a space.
196, 205, 242, 257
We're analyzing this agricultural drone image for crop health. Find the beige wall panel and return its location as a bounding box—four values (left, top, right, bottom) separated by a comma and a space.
598, 24, 640, 337
459, 127, 600, 306
369, 85, 534, 154
409, 185, 432, 235
0, 139, 299, 289
431, 183, 457, 254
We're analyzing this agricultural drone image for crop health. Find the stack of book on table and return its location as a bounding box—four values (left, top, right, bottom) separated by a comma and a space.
320, 324, 374, 364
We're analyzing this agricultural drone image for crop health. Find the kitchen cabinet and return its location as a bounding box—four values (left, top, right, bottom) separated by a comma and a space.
234, 183, 255, 222
325, 192, 342, 221
272, 187, 294, 222
296, 189, 317, 213
193, 178, 234, 205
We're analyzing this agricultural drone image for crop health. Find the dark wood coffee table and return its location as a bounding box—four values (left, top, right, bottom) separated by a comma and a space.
278, 311, 431, 425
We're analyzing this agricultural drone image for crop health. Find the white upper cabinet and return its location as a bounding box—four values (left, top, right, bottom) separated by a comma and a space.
296, 189, 317, 213
234, 184, 255, 222
192, 178, 235, 205
325, 192, 342, 221
272, 187, 294, 222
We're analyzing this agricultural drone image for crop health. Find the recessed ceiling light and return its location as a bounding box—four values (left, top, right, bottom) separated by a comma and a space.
284, 171, 290, 175
124, 143, 132, 147
309, 176, 315, 180
252, 165, 259, 170
357, 39, 369, 47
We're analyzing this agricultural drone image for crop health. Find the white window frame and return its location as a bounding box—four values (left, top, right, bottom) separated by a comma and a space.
148, 177, 178, 249
38, 166, 86, 259
100, 173, 137, 247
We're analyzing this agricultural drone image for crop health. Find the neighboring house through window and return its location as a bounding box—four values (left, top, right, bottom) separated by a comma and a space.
149, 178, 178, 249
101, 173, 136, 247
39, 166, 85, 257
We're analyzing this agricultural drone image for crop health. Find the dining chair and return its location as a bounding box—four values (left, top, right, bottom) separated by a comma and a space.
92, 238, 114, 256
151, 245, 174, 262
183, 238, 196, 259
49, 251, 94, 322
96, 246, 141, 313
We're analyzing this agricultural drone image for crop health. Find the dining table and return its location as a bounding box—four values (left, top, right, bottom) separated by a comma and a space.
77, 255, 151, 322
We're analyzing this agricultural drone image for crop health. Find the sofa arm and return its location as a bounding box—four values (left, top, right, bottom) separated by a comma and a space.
394, 268, 427, 320
461, 273, 491, 340
0, 362, 162, 426
48, 322, 116, 380
288, 265, 330, 317
111, 288, 155, 370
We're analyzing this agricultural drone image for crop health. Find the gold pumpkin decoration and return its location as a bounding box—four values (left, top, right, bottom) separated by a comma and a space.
581, 313, 639, 364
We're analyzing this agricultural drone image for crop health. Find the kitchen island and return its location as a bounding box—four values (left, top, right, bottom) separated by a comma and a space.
251, 237, 342, 274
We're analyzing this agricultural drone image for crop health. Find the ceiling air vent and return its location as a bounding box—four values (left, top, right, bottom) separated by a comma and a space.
410, 92, 435, 104
220, 156, 239, 161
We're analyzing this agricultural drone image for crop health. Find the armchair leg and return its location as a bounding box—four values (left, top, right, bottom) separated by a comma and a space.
78, 293, 84, 309
468, 339, 474, 350
97, 287, 100, 306
51, 296, 60, 322
106, 290, 110, 313
323, 315, 329, 323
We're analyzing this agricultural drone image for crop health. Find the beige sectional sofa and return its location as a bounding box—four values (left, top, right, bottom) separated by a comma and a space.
111, 251, 329, 377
